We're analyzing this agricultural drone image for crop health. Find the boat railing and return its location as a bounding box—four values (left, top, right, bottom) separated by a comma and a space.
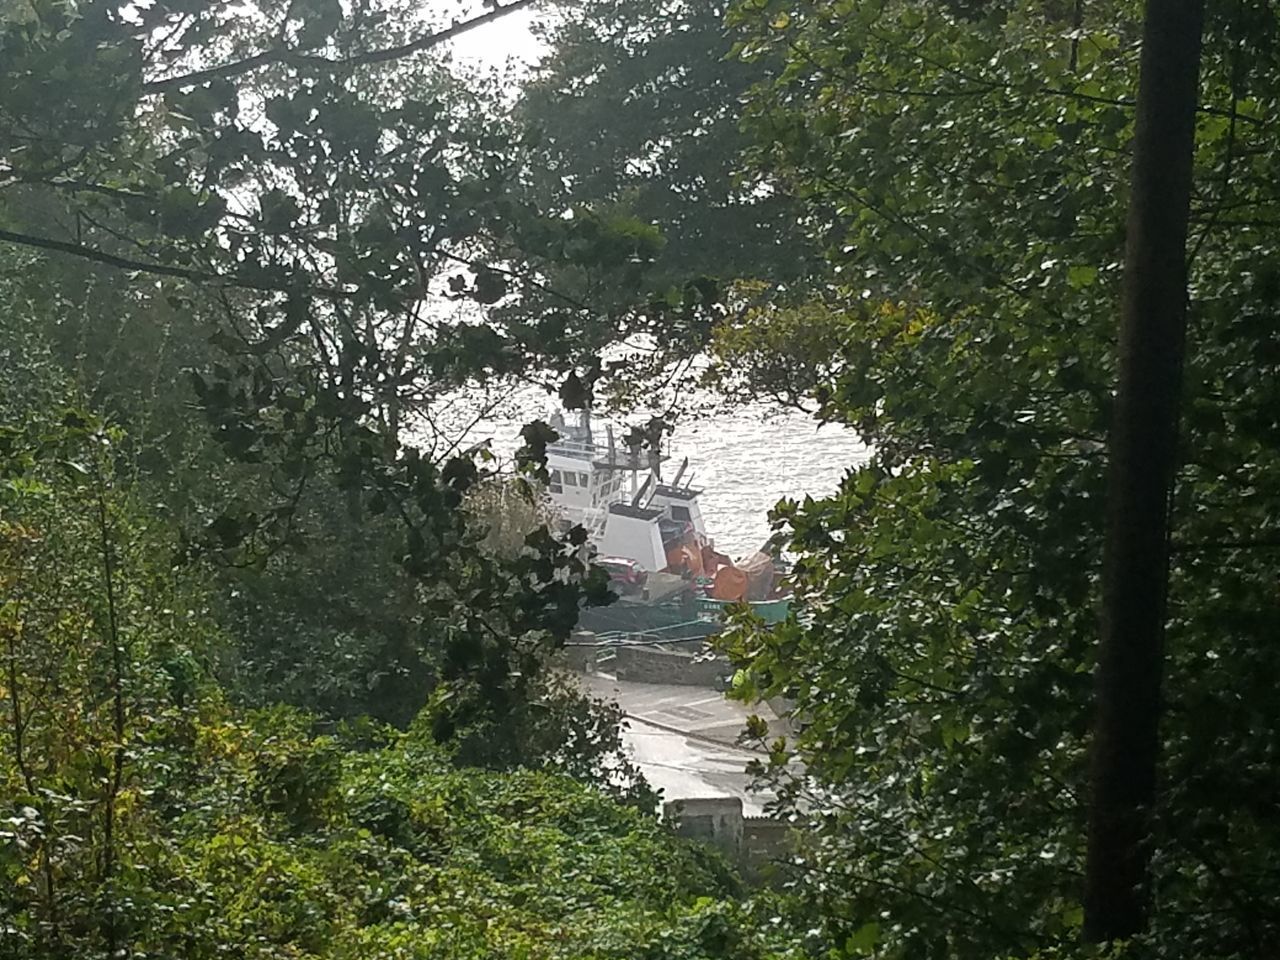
547, 437, 632, 462
572, 622, 716, 646
580, 506, 609, 540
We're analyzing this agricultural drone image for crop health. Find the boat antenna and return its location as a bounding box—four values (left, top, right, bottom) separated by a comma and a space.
671, 457, 689, 487
631, 474, 653, 508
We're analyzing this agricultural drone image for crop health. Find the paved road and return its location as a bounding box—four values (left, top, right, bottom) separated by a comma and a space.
580, 673, 783, 815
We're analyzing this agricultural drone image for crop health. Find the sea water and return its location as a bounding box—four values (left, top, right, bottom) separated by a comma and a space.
419, 386, 870, 560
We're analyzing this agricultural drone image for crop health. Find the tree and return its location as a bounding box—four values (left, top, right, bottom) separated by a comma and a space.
1, 367, 225, 955
718, 0, 1280, 955
0, 0, 625, 731
0, 6, 798, 955
464, 474, 555, 558
1086, 0, 1206, 941
514, 0, 821, 289
0, 297, 744, 958
459, 0, 831, 411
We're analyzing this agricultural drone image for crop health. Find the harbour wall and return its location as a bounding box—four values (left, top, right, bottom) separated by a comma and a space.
561, 631, 734, 688
613, 644, 733, 687
663, 797, 792, 883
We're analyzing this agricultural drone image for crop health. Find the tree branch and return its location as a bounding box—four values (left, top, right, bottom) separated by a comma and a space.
1171, 537, 1280, 554
91, 451, 126, 955
0, 227, 356, 300
143, 0, 541, 94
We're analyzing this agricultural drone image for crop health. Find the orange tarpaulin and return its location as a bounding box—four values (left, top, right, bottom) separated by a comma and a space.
711, 565, 749, 602
701, 543, 731, 574
665, 544, 703, 576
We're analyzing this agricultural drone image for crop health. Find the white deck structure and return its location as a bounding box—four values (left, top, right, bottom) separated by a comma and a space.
544, 411, 709, 572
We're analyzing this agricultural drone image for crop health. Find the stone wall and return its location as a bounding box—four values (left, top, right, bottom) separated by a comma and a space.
561, 632, 600, 673
742, 816, 792, 882
664, 797, 743, 859
613, 644, 732, 687
664, 798, 793, 883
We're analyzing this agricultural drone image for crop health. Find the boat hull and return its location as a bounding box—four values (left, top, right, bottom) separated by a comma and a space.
695, 596, 791, 625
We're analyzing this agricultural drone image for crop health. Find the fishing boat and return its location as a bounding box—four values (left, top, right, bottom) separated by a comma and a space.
542, 411, 791, 637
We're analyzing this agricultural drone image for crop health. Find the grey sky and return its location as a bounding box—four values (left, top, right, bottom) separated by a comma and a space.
449, 4, 545, 69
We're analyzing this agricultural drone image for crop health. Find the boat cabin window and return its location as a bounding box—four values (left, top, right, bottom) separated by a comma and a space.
670, 505, 692, 522
564, 472, 579, 487
549, 470, 563, 493
579, 473, 590, 487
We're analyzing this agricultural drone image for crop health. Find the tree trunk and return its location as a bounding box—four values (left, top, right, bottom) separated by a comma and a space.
1084, 0, 1205, 942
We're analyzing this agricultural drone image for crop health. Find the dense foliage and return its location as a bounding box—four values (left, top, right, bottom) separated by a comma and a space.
0, 0, 650, 729
719, 0, 1280, 957
515, 0, 820, 289
0, 348, 771, 955
466, 0, 834, 410
3, 659, 764, 959
0, 3, 774, 955
6, 0, 1279, 957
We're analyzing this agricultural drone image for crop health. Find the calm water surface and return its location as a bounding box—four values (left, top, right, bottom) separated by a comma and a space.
662, 410, 870, 559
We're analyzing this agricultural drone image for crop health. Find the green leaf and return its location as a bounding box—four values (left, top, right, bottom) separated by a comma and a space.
1067, 264, 1098, 289
845, 921, 880, 955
